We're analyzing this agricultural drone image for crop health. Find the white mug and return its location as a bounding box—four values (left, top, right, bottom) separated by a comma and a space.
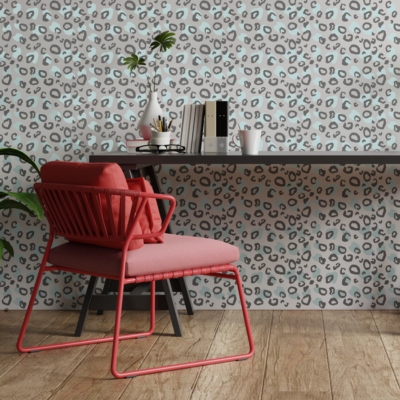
232, 130, 261, 155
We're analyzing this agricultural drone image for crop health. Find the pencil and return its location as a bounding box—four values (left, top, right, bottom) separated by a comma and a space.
158, 116, 162, 132
168, 119, 173, 131
153, 118, 159, 130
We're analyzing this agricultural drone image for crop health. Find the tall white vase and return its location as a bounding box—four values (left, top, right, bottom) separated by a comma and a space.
138, 92, 164, 140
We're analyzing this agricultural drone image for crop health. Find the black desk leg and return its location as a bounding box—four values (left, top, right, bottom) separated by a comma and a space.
146, 165, 195, 316
97, 278, 113, 316
162, 279, 182, 336
74, 276, 98, 337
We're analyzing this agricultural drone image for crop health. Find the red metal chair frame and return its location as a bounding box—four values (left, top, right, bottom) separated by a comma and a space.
17, 183, 255, 378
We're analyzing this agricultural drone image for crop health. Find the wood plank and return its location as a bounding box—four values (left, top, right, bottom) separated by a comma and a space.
262, 311, 332, 400
0, 310, 75, 380
49, 311, 171, 400
0, 311, 24, 330
372, 311, 400, 389
119, 310, 224, 400
0, 310, 21, 323
191, 310, 271, 400
324, 310, 400, 400
0, 310, 122, 400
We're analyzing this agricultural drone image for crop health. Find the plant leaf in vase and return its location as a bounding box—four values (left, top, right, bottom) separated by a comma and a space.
150, 31, 176, 92
123, 54, 146, 73
150, 31, 176, 52
123, 54, 151, 91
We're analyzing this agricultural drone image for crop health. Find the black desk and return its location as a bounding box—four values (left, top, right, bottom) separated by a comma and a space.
75, 150, 400, 337
89, 150, 400, 165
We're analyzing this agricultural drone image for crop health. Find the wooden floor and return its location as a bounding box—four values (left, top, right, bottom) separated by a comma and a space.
1, 310, 400, 400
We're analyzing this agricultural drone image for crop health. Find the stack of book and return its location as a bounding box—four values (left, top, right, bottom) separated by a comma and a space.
180, 104, 205, 154
179, 100, 229, 153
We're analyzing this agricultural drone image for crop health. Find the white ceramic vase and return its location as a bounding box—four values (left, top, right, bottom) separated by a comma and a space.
138, 92, 164, 140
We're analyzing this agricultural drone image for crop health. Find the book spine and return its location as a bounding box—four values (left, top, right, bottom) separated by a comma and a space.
187, 105, 196, 153
179, 106, 186, 146
191, 105, 200, 153
197, 105, 205, 153
205, 101, 216, 137
182, 105, 190, 150
216, 100, 228, 137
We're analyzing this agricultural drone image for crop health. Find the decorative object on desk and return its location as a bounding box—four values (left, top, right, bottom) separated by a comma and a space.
232, 130, 262, 155
150, 128, 170, 146
0, 148, 43, 266
126, 139, 149, 154
122, 31, 176, 140
204, 100, 229, 153
148, 114, 174, 146
136, 144, 185, 154
204, 136, 229, 153
180, 104, 205, 154
216, 100, 229, 137
205, 101, 216, 137
122, 31, 176, 93
137, 92, 164, 140
169, 138, 177, 150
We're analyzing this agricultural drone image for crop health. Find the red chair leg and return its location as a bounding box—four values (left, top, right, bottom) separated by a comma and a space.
18, 259, 253, 379
110, 266, 254, 379
17, 236, 53, 353
111, 278, 156, 378
17, 236, 156, 354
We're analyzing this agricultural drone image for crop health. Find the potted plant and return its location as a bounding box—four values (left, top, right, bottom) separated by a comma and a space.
123, 31, 176, 140
0, 148, 43, 265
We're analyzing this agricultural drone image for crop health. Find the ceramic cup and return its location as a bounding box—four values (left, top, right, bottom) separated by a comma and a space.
232, 130, 261, 155
150, 129, 170, 146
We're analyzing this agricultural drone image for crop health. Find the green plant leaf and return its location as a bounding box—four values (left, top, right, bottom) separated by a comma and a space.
0, 199, 36, 217
150, 31, 176, 52
122, 54, 146, 72
1, 238, 14, 257
0, 193, 44, 219
0, 238, 14, 267
5, 192, 43, 219
0, 192, 43, 219
3, 239, 13, 256
0, 148, 41, 176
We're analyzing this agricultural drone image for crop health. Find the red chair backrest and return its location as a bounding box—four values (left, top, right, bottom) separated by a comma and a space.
34, 183, 147, 246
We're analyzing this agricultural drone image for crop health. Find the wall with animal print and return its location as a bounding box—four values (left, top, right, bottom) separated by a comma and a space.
1, 1, 400, 310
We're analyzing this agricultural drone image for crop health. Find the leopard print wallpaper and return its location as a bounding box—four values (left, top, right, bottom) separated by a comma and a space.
1, 0, 399, 310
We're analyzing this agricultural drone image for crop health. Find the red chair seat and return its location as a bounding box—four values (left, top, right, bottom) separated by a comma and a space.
48, 234, 240, 278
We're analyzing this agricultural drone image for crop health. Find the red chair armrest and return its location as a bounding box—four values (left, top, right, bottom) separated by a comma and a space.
125, 192, 176, 243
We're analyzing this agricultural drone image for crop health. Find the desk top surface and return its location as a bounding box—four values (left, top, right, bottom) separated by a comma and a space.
89, 151, 400, 165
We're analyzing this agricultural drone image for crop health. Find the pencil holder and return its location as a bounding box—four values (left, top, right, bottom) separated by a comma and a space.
150, 129, 170, 146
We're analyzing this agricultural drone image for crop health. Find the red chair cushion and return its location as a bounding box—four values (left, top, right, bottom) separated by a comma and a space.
126, 178, 163, 243
41, 162, 144, 251
48, 234, 240, 277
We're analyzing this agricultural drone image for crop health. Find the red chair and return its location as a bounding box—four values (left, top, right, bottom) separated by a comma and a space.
17, 183, 254, 378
